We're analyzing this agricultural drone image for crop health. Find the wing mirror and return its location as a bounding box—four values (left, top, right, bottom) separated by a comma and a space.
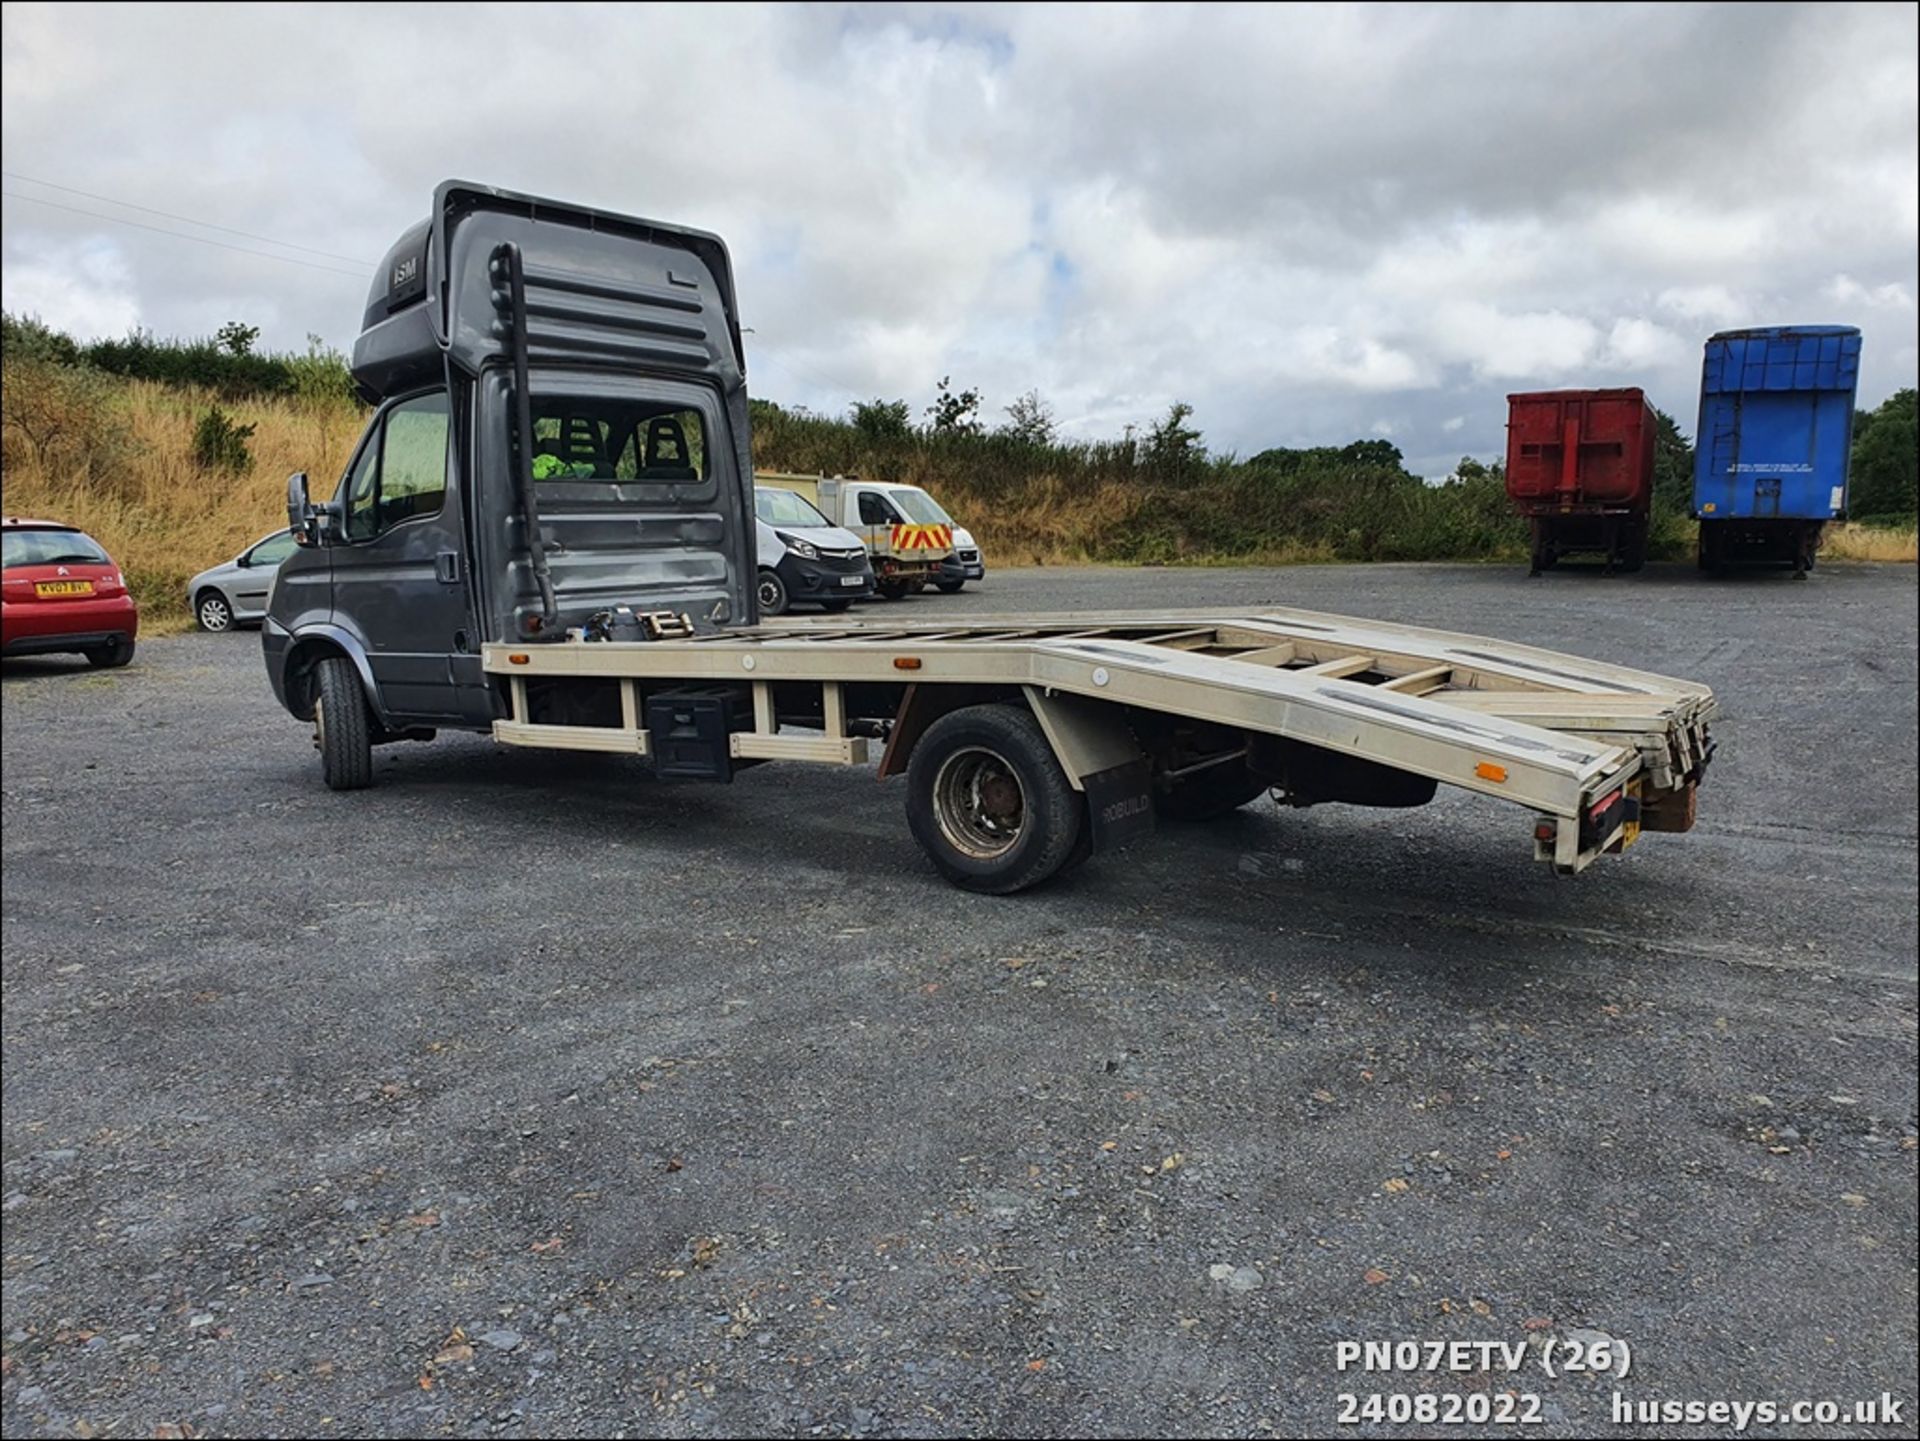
287, 471, 325, 547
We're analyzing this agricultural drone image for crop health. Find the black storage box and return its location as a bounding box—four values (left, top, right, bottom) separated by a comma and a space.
646, 686, 746, 781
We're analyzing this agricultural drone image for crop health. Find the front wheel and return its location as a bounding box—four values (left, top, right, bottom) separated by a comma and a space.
84, 637, 135, 669
195, 590, 234, 632
906, 704, 1085, 894
313, 655, 373, 790
757, 568, 790, 617
935, 579, 965, 593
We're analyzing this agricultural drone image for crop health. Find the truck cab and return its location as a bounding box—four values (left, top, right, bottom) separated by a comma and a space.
263, 181, 757, 735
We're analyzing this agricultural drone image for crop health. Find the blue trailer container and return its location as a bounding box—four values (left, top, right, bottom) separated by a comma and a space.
1693, 324, 1862, 576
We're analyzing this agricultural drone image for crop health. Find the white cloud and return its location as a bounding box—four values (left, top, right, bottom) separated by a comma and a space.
0, 0, 1913, 480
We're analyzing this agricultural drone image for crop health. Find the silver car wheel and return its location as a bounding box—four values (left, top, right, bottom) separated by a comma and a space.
197, 592, 234, 632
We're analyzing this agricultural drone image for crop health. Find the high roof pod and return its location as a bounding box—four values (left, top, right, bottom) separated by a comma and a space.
351, 180, 746, 404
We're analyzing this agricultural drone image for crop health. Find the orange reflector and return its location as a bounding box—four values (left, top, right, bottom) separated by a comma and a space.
508, 653, 530, 666
1475, 762, 1508, 783
893, 656, 922, 671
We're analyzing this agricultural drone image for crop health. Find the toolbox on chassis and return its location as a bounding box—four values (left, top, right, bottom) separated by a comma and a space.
265, 181, 1718, 894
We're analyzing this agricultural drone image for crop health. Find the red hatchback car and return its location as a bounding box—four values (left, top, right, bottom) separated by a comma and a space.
1, 517, 139, 667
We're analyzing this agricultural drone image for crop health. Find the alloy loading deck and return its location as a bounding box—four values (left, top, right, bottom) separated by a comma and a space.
483, 607, 1717, 869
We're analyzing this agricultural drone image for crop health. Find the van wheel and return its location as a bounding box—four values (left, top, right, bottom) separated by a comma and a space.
196, 590, 234, 632
1156, 760, 1272, 821
757, 569, 790, 616
313, 655, 373, 790
84, 637, 136, 669
906, 704, 1085, 894
821, 598, 853, 613
877, 578, 913, 600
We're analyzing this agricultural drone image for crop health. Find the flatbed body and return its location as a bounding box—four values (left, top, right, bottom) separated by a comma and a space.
482, 605, 1716, 875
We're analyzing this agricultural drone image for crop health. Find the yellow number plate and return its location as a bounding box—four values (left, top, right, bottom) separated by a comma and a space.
35, 580, 94, 597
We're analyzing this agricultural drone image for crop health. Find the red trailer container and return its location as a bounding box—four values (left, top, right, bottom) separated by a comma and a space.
1505, 388, 1656, 574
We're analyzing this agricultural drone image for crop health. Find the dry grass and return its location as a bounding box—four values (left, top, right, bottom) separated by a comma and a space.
2, 365, 363, 631
1823, 521, 1918, 563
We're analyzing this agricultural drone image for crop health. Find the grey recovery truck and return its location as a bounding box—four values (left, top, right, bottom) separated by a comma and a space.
263, 181, 1717, 894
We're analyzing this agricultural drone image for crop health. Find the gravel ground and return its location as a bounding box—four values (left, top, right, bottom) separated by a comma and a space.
3, 561, 1915, 1439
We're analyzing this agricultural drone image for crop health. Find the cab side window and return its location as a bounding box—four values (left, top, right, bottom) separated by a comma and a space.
344, 391, 450, 542
857, 491, 900, 525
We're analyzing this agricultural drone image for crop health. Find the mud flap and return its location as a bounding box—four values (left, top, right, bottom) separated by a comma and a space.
1083, 759, 1156, 855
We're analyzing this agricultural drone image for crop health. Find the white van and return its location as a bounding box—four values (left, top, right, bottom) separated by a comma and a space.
754, 486, 874, 615
756, 473, 958, 599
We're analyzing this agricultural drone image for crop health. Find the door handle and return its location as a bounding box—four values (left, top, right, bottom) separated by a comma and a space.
435, 551, 459, 584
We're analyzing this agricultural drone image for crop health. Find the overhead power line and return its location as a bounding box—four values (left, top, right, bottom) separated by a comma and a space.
1, 170, 370, 266
1, 191, 369, 281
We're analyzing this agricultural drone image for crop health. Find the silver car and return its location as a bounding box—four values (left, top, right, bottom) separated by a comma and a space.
187, 530, 297, 632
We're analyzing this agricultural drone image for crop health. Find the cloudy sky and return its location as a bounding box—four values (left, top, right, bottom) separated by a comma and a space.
3, 2, 1916, 476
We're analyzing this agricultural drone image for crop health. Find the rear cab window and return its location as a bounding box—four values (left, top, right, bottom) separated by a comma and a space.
530, 399, 708, 483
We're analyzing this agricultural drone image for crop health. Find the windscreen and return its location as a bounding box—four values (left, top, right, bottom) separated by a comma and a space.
889, 487, 951, 525
3, 529, 110, 567
756, 489, 832, 528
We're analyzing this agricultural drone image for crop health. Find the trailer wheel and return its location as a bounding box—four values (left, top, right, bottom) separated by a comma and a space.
313, 655, 374, 791
1619, 522, 1649, 575
906, 704, 1085, 894
1156, 760, 1272, 821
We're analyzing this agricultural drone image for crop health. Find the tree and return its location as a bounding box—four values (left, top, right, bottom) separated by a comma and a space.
926, 376, 982, 435
1650, 406, 1694, 515
1001, 388, 1055, 445
216, 320, 260, 356
1143, 400, 1205, 479
1850, 388, 1917, 519
850, 397, 912, 441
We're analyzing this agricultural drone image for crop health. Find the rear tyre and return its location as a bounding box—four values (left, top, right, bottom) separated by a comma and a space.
314, 655, 374, 791
1155, 759, 1272, 821
195, 590, 234, 632
906, 704, 1085, 894
1619, 524, 1649, 575
84, 637, 135, 669
757, 568, 790, 617
877, 578, 914, 601
935, 579, 965, 594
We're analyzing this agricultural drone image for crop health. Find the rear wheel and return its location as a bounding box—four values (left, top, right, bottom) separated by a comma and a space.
906, 704, 1085, 894
935, 579, 965, 594
84, 637, 135, 669
1155, 758, 1271, 821
877, 578, 915, 600
757, 568, 790, 616
1618, 522, 1649, 575
313, 655, 373, 791
195, 590, 234, 632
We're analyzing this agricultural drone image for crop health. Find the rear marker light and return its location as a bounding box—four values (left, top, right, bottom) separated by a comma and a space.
1534, 820, 1558, 842
508, 653, 530, 666
1475, 762, 1508, 783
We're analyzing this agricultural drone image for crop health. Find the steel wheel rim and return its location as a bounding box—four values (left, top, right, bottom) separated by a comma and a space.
201, 597, 230, 631
758, 575, 783, 610
932, 746, 1026, 860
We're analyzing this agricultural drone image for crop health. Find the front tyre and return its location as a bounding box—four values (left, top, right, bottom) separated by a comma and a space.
906, 704, 1085, 894
196, 590, 234, 632
757, 568, 790, 617
313, 655, 373, 790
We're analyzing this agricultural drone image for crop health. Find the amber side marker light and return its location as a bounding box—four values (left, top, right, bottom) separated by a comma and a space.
508, 653, 531, 666
893, 657, 922, 671
1475, 761, 1508, 783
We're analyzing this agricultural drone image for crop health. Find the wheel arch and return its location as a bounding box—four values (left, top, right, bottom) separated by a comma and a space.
279, 627, 379, 723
